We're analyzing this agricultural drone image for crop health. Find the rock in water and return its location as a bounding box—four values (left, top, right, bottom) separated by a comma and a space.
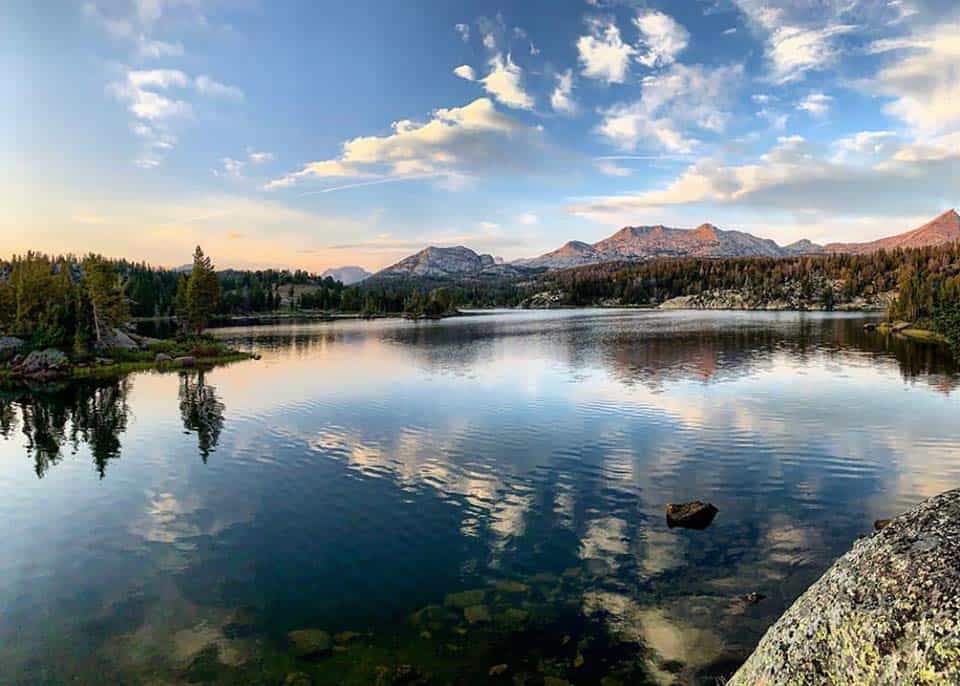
287, 629, 332, 658
730, 489, 960, 685
665, 501, 718, 529
174, 356, 196, 368
874, 518, 892, 531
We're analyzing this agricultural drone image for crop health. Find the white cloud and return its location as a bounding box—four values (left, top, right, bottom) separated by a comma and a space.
109, 70, 192, 122
128, 68, 189, 89
797, 92, 833, 117
215, 151, 275, 179
577, 17, 636, 84
595, 159, 632, 176
767, 24, 857, 82
248, 151, 274, 164
266, 98, 545, 190
597, 63, 743, 152
724, 27, 738, 35
832, 130, 898, 160
453, 64, 476, 81
455, 23, 470, 42
109, 68, 243, 167
550, 69, 577, 115
569, 132, 960, 223
218, 157, 245, 178
194, 75, 244, 100
730, 1, 862, 82
633, 11, 690, 68
870, 23, 960, 132
480, 54, 534, 110
138, 37, 184, 57
518, 212, 538, 225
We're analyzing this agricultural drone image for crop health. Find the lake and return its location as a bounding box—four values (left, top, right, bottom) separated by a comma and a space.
1, 310, 958, 685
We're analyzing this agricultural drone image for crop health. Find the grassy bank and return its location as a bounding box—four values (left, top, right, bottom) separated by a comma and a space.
875, 321, 949, 343
0, 336, 256, 387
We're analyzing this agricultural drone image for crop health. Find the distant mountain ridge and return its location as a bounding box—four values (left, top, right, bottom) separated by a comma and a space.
370, 210, 960, 279
518, 222, 784, 269
321, 266, 371, 285
822, 209, 960, 255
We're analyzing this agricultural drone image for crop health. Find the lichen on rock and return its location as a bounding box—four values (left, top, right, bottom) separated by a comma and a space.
730, 489, 960, 685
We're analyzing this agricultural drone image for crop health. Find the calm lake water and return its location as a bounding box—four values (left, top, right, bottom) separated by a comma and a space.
1, 310, 958, 685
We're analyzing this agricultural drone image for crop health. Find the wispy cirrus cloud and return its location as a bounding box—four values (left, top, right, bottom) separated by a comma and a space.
108, 68, 244, 167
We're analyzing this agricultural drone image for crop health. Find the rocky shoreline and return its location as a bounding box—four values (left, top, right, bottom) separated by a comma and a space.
657, 288, 892, 312
730, 489, 960, 685
0, 332, 255, 386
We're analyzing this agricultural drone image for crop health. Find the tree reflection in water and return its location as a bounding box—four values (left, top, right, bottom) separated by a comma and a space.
178, 370, 225, 463
0, 370, 227, 478
0, 379, 130, 478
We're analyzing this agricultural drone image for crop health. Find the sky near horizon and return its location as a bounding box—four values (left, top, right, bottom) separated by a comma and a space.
4, 0, 959, 272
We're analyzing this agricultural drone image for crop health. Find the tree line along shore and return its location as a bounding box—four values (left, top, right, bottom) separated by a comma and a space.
2, 240, 959, 384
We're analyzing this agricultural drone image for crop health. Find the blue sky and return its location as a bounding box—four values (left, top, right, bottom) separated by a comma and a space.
4, 0, 959, 270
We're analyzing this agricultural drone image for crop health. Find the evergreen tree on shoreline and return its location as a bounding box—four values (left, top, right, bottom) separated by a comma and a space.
185, 247, 221, 335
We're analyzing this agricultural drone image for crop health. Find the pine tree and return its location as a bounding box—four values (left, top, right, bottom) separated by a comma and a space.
185, 247, 221, 335
82, 255, 129, 347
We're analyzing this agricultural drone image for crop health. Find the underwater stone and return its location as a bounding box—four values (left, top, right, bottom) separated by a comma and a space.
287, 629, 332, 658
489, 663, 509, 676
665, 501, 718, 530
284, 672, 312, 686
443, 589, 485, 608
493, 579, 529, 594
730, 489, 960, 685
464, 604, 491, 624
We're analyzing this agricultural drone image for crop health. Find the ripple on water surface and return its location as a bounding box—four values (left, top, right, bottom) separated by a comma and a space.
0, 310, 958, 684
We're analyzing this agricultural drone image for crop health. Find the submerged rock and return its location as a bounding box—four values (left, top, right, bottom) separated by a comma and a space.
443, 589, 485, 608
464, 604, 491, 624
287, 629, 332, 658
730, 489, 960, 685
489, 663, 509, 677
665, 501, 718, 530
284, 673, 312, 686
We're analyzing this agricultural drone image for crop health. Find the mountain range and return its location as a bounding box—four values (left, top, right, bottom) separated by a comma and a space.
371, 209, 960, 279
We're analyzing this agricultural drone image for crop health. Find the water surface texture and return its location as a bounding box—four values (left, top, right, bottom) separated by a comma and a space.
1, 310, 958, 685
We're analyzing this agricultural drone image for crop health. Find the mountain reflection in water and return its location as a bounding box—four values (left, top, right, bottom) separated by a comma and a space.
0, 310, 957, 685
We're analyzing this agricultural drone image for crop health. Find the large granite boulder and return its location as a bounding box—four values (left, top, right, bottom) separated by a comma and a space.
730, 489, 960, 685
17, 348, 70, 378
96, 328, 139, 351
0, 336, 25, 362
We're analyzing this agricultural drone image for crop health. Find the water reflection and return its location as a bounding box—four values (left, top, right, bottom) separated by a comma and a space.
0, 311, 958, 685
179, 371, 225, 462
0, 369, 227, 478
1, 379, 130, 478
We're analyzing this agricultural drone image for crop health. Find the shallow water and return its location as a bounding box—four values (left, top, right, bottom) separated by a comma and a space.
1, 310, 958, 685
